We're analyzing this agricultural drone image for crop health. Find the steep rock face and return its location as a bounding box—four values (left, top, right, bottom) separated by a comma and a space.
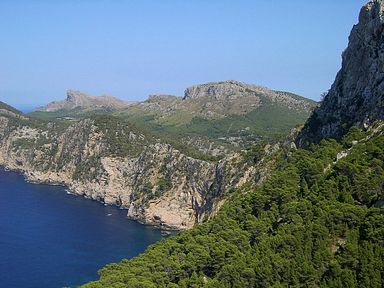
298, 0, 384, 145
183, 80, 314, 112
0, 110, 271, 229
184, 80, 254, 101
38, 90, 131, 112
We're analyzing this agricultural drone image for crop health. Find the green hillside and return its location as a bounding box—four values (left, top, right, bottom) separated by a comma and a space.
127, 99, 311, 139
83, 124, 384, 288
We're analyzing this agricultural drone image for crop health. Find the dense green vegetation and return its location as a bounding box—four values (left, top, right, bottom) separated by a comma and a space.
91, 115, 221, 162
121, 100, 310, 142
92, 114, 151, 158
83, 126, 384, 288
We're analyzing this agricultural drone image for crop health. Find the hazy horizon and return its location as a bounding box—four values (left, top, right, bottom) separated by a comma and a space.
0, 0, 367, 110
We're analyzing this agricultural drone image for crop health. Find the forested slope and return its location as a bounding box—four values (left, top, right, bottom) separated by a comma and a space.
82, 1, 384, 287
83, 124, 384, 288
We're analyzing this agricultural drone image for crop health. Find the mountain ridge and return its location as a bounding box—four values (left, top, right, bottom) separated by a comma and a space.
35, 80, 316, 116
37, 90, 132, 112
183, 80, 315, 112
30, 80, 316, 158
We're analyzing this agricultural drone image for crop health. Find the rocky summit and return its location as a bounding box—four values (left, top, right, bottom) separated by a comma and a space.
38, 90, 131, 112
182, 80, 314, 113
298, 0, 384, 145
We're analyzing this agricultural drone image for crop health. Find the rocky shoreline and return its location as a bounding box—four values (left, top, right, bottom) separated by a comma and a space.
0, 163, 183, 231
0, 122, 269, 230
0, 90, 279, 230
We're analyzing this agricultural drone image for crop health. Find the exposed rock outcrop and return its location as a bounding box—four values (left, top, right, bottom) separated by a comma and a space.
0, 109, 273, 230
298, 0, 384, 145
38, 90, 131, 112
183, 80, 315, 112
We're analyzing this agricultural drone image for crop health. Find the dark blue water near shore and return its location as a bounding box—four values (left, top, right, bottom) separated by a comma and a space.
0, 167, 164, 287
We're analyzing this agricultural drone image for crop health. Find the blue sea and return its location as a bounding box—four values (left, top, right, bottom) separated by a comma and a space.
0, 167, 164, 287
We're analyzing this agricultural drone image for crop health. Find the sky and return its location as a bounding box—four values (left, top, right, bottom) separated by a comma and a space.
0, 0, 367, 110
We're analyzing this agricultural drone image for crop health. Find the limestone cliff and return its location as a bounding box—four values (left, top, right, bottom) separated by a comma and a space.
0, 109, 273, 230
298, 0, 384, 145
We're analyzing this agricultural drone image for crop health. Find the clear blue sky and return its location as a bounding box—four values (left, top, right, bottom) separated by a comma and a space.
0, 0, 367, 110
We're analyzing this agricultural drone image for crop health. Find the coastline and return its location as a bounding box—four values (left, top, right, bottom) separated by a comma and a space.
0, 164, 166, 288
0, 164, 180, 231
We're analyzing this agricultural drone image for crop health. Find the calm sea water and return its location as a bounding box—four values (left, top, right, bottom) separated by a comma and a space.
0, 167, 164, 288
